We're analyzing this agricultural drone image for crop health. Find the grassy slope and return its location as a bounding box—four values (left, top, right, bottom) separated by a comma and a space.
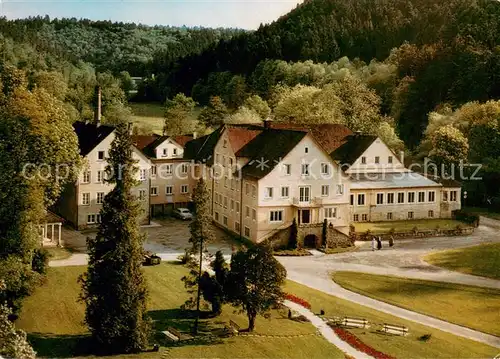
332, 272, 500, 336
45, 247, 73, 261
284, 281, 498, 359
354, 219, 464, 234
464, 207, 500, 221
425, 243, 500, 280
17, 264, 341, 359
129, 102, 165, 134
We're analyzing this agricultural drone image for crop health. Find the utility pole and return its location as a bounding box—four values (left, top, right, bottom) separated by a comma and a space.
193, 235, 203, 335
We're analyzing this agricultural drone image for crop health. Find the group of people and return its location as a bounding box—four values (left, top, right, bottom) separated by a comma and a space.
371, 235, 394, 250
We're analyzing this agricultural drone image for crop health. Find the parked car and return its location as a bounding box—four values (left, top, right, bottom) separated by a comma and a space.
173, 208, 193, 220
143, 251, 161, 266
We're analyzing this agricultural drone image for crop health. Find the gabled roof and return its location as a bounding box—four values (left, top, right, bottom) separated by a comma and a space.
173, 135, 194, 147
270, 123, 352, 153
133, 134, 194, 158
132, 135, 159, 151
238, 129, 308, 179
330, 134, 377, 166
184, 127, 224, 165
226, 126, 263, 154
73, 122, 115, 156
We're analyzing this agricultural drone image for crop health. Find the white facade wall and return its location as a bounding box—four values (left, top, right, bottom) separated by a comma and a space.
347, 138, 406, 174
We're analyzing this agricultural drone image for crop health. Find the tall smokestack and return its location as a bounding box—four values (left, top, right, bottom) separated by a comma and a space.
94, 86, 102, 126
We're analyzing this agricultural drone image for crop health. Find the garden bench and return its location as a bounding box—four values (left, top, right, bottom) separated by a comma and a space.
229, 319, 240, 334
163, 327, 182, 342
341, 317, 369, 328
382, 323, 408, 336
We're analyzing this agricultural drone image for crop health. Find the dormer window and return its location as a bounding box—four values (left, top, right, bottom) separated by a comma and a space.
162, 148, 168, 157
173, 148, 178, 155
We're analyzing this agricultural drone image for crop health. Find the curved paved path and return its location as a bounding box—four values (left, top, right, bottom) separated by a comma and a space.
278, 218, 500, 348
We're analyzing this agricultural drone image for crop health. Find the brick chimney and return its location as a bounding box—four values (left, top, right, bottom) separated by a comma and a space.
94, 85, 102, 126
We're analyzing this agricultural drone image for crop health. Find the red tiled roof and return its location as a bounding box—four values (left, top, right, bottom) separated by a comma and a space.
227, 127, 263, 154
269, 123, 353, 153
131, 135, 159, 150
173, 135, 194, 147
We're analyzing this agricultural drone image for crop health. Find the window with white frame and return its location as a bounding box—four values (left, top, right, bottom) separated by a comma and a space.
231, 179, 235, 190
244, 227, 250, 237
299, 186, 311, 202
388, 156, 393, 164
224, 197, 228, 208
236, 202, 240, 213
357, 194, 365, 206
375, 156, 380, 164
98, 151, 105, 160
408, 192, 415, 203
223, 216, 228, 226
265, 187, 273, 199
281, 186, 290, 198
252, 209, 257, 221
301, 163, 310, 176
166, 186, 173, 195
252, 185, 257, 197
336, 184, 344, 195
87, 214, 97, 224
408, 211, 414, 219
82, 171, 91, 184
181, 163, 188, 174
245, 183, 250, 195
162, 148, 168, 157
151, 165, 157, 177
387, 212, 393, 220
450, 190, 457, 201
82, 193, 90, 205
443, 191, 448, 201
418, 191, 425, 203
173, 148, 178, 156
151, 187, 158, 196
397, 192, 405, 203
283, 164, 291, 175
231, 199, 234, 210
361, 157, 367, 164
96, 192, 105, 204
353, 214, 359, 222
139, 189, 146, 201
181, 185, 189, 194
350, 194, 354, 205
321, 185, 329, 197
140, 169, 147, 181
96, 171, 104, 183
387, 193, 394, 204
428, 191, 436, 202
321, 163, 330, 175
362, 214, 368, 221
304, 147, 309, 153
165, 164, 173, 175
269, 210, 283, 222
376, 193, 384, 205
324, 207, 337, 218
245, 206, 250, 218
428, 210, 434, 218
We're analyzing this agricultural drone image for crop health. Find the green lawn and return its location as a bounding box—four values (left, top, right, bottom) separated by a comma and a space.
464, 207, 500, 221
45, 246, 73, 261
285, 281, 499, 359
332, 272, 500, 336
354, 219, 464, 234
129, 102, 165, 134
17, 263, 342, 358
425, 243, 500, 280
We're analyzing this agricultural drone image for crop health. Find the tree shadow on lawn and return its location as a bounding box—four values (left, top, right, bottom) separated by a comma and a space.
28, 333, 93, 358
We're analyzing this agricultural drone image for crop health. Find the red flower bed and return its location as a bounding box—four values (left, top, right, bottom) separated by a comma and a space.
284, 293, 311, 309
332, 326, 396, 359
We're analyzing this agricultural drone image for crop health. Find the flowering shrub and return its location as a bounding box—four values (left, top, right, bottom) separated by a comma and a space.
332, 326, 396, 359
284, 293, 311, 309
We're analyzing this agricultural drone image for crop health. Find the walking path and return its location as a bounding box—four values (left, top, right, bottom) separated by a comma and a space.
284, 300, 372, 359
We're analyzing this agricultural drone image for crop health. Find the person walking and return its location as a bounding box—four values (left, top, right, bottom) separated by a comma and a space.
371, 236, 377, 251
389, 235, 394, 247
377, 236, 382, 250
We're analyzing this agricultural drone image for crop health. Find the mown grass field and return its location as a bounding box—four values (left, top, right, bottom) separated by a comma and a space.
425, 242, 500, 280
464, 207, 500, 221
17, 263, 341, 359
284, 281, 498, 359
354, 219, 464, 234
129, 102, 165, 134
332, 271, 500, 336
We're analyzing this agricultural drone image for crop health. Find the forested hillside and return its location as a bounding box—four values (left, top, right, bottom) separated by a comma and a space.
0, 17, 243, 75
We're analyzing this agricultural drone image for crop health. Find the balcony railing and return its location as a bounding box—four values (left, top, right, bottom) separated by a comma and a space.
292, 197, 323, 207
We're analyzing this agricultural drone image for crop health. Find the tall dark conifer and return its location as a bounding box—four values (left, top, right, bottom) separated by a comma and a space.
79, 123, 151, 354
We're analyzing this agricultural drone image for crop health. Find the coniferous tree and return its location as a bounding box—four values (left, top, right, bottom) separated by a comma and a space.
322, 219, 328, 248
79, 123, 151, 354
288, 218, 298, 250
